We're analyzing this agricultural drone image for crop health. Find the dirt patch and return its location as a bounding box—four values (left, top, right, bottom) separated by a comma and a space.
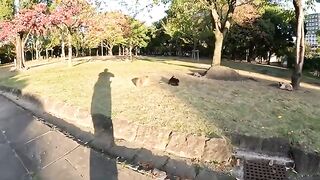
205, 66, 241, 81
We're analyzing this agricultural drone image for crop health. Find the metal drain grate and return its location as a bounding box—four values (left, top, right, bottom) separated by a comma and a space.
244, 160, 288, 180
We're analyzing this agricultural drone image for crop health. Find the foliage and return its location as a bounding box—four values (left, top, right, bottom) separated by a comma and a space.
163, 0, 211, 49
0, 3, 51, 43
0, 0, 14, 20
125, 18, 151, 49
87, 12, 127, 53
224, 4, 295, 61
304, 57, 320, 71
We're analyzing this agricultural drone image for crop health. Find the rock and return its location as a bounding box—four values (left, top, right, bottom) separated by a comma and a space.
135, 126, 171, 150
163, 158, 197, 179
196, 169, 235, 180
202, 138, 232, 163
113, 119, 138, 142
133, 148, 169, 170
166, 133, 206, 159
132, 76, 150, 87
205, 66, 241, 81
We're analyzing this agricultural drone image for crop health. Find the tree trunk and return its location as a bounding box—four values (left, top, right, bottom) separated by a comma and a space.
135, 47, 138, 56
15, 34, 24, 70
89, 48, 92, 56
292, 0, 305, 89
212, 30, 224, 66
267, 51, 271, 65
35, 39, 39, 60
129, 45, 132, 60
101, 41, 104, 56
108, 45, 113, 56
75, 47, 79, 57
122, 46, 125, 56
68, 32, 72, 67
96, 48, 99, 56
119, 45, 121, 56
31, 50, 34, 60
61, 33, 65, 59
22, 42, 26, 66
81, 48, 85, 57
46, 49, 49, 60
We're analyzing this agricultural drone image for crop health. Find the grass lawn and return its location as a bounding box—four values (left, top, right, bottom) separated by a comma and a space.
1, 57, 320, 152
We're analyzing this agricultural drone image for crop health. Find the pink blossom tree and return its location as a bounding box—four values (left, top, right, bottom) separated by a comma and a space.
0, 3, 51, 69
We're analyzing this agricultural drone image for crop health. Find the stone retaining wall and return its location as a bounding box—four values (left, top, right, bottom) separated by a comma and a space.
0, 85, 232, 165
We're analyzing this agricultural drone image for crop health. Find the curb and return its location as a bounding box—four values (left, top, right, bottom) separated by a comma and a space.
0, 85, 234, 179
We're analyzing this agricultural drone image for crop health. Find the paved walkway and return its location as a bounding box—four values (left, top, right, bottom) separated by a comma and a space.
0, 95, 152, 180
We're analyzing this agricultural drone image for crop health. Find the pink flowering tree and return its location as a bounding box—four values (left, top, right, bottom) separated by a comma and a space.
0, 3, 51, 69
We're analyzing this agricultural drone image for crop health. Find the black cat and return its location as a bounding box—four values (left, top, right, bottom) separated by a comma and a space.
168, 76, 179, 86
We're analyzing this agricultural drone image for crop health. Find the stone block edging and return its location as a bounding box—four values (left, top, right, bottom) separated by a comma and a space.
0, 85, 232, 165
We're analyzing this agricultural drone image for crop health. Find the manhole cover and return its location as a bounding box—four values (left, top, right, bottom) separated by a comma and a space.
244, 160, 288, 180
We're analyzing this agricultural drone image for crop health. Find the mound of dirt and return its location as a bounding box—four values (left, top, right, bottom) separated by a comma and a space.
205, 66, 241, 81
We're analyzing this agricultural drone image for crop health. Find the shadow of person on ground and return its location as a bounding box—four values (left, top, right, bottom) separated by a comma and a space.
90, 69, 118, 180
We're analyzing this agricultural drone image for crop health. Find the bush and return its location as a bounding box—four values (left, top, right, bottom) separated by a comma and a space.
304, 57, 320, 71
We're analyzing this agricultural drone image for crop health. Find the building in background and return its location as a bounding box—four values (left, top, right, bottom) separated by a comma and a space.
305, 13, 320, 48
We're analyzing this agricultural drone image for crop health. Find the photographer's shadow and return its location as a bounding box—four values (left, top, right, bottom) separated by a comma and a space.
90, 69, 117, 180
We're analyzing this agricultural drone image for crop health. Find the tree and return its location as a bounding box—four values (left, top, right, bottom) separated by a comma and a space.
124, 18, 150, 57
89, 12, 127, 56
163, 0, 211, 56
159, 0, 264, 66
290, 0, 320, 89
291, 0, 305, 89
0, 3, 51, 69
51, 0, 92, 66
0, 0, 14, 20
224, 4, 295, 62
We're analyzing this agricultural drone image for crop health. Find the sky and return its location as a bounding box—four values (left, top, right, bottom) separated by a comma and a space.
101, 0, 169, 25
101, 0, 320, 25
307, 4, 320, 14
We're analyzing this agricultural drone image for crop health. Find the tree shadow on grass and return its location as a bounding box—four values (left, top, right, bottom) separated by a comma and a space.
138, 57, 209, 71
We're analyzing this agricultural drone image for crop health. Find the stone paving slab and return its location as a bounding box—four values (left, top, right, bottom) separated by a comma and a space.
61, 145, 152, 180
32, 156, 84, 180
0, 94, 152, 180
0, 133, 30, 180
0, 96, 26, 121
13, 130, 79, 173
0, 113, 52, 145
0, 131, 6, 143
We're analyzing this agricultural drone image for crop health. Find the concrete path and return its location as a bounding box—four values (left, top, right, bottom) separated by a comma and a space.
0, 95, 152, 180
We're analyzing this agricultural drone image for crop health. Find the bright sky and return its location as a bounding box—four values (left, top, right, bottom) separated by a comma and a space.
100, 0, 320, 25
101, 0, 169, 25
307, 4, 320, 14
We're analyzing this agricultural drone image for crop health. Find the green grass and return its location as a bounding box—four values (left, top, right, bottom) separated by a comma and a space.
1, 57, 320, 152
